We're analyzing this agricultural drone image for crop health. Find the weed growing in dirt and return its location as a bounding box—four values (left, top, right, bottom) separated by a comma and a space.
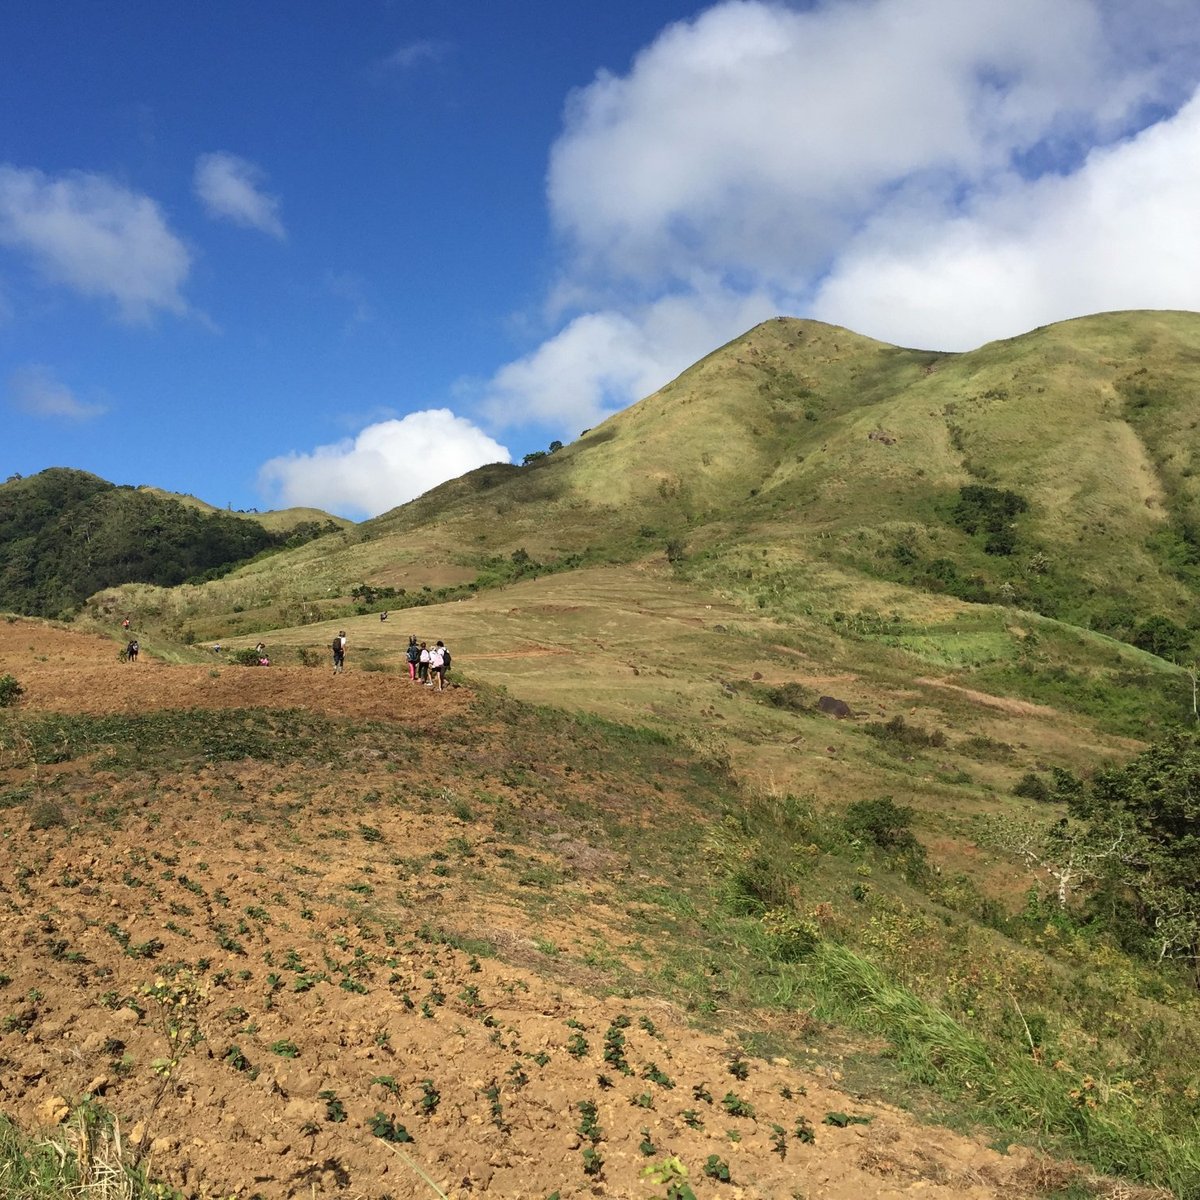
368, 1112, 413, 1143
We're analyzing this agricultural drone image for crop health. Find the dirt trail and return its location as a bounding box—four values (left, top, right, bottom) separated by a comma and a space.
0, 621, 1111, 1199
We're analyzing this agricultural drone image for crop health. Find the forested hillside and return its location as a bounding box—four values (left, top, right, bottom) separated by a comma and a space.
0, 469, 339, 617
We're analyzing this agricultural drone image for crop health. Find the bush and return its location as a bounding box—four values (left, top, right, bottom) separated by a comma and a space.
1012, 772, 1052, 802
844, 796, 919, 850
864, 715, 946, 749
0, 675, 23, 707
766, 681, 810, 712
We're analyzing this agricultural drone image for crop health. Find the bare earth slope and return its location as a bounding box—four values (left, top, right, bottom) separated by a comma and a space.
0, 622, 1132, 1199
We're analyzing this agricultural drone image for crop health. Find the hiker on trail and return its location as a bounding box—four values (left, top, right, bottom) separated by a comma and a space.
122, 618, 130, 631
332, 630, 347, 674
255, 642, 270, 667
427, 640, 448, 691
418, 641, 430, 683
380, 610, 388, 622
126, 639, 139, 662
406, 635, 420, 681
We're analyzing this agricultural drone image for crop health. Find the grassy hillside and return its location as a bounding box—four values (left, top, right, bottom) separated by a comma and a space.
136, 486, 352, 534
92, 312, 1200, 657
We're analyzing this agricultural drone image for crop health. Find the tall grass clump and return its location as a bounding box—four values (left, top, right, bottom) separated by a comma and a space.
804, 943, 1200, 1196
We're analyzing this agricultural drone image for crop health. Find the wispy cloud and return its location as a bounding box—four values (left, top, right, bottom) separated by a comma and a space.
7, 364, 106, 421
0, 165, 190, 322
194, 152, 286, 239
473, 0, 1200, 431
382, 39, 452, 71
259, 409, 510, 519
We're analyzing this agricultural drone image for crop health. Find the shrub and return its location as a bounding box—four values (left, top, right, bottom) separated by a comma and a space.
1012, 772, 1052, 802
864, 715, 946, 749
766, 681, 810, 712
844, 796, 924, 863
0, 675, 23, 707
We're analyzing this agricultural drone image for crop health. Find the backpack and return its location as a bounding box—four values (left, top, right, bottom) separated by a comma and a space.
441, 648, 451, 671
332, 636, 342, 652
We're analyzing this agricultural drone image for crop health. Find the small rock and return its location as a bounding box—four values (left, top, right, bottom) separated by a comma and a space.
36, 1096, 70, 1126
84, 1074, 110, 1095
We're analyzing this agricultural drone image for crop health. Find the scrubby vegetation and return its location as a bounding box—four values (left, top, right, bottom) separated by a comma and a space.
0, 469, 339, 618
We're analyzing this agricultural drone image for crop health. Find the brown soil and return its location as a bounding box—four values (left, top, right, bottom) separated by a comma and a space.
0, 621, 1093, 1199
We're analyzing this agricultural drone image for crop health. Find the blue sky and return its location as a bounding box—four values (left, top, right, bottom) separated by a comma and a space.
4, 1, 1200, 519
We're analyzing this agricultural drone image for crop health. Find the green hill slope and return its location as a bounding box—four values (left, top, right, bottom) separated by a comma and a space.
0, 469, 342, 617
105, 310, 1200, 664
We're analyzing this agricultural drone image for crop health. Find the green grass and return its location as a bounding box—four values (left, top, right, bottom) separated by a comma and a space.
0, 1107, 177, 1199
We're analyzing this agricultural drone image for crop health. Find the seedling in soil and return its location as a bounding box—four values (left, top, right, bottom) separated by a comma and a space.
421, 1001, 434, 1019
727, 1051, 750, 1080
270, 1040, 300, 1058
597, 1074, 614, 1090
631, 1092, 654, 1109
780, 1083, 805, 1099
419, 1079, 441, 1116
794, 1116, 815, 1144
319, 1089, 347, 1123
369, 1112, 413, 1143
507, 1063, 529, 1089
484, 1081, 507, 1130
530, 1051, 550, 1067
576, 1100, 603, 1143
770, 1123, 787, 1159
703, 1154, 731, 1182
458, 983, 481, 1008
223, 1045, 251, 1072
639, 1127, 657, 1156
372, 1075, 400, 1096
682, 1109, 704, 1129
692, 1084, 713, 1104
721, 1093, 755, 1119
603, 1023, 633, 1074
641, 1158, 697, 1200
643, 1062, 674, 1088
581, 1147, 604, 1177
823, 1111, 871, 1127
566, 1032, 589, 1059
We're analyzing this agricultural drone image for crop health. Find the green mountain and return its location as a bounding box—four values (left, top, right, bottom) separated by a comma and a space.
126, 310, 1200, 661
0, 468, 342, 617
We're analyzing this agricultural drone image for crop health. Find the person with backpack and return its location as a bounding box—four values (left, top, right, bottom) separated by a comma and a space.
405, 635, 420, 681
427, 641, 446, 691
417, 641, 430, 684
332, 630, 347, 673
126, 639, 139, 662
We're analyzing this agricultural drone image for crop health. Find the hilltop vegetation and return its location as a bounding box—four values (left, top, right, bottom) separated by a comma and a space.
0, 469, 343, 618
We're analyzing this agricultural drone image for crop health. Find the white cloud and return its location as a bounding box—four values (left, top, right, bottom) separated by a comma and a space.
547, 0, 1149, 285
477, 0, 1200, 428
383, 39, 451, 71
258, 409, 511, 519
812, 88, 1200, 348
7, 364, 106, 421
194, 152, 286, 239
481, 286, 779, 432
0, 165, 190, 321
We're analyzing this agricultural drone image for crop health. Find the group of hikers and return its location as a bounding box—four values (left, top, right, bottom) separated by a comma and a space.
331, 631, 452, 690
118, 617, 451, 688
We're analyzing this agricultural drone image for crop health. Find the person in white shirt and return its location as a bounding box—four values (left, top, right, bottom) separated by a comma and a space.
427, 641, 447, 690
